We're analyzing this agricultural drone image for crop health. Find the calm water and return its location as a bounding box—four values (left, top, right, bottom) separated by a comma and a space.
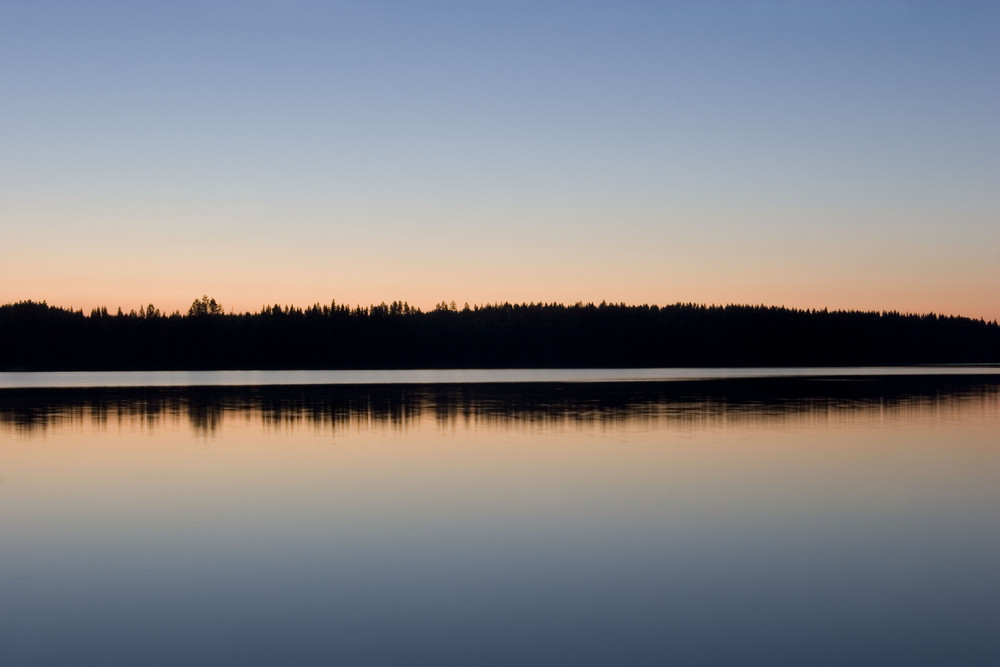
2, 375, 999, 665
2, 365, 999, 388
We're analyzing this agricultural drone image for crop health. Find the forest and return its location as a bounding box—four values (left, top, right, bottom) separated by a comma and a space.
1, 297, 998, 371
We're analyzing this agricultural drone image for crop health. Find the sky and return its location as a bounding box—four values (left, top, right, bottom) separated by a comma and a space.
2, 0, 998, 319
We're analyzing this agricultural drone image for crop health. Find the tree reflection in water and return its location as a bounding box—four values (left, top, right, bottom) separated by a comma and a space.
2, 376, 997, 437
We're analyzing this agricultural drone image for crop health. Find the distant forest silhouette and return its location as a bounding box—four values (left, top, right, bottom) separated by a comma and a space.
2, 297, 998, 371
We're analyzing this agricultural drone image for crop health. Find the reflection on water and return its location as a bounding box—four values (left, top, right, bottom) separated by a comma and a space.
3, 365, 999, 389
3, 377, 999, 437
2, 377, 999, 666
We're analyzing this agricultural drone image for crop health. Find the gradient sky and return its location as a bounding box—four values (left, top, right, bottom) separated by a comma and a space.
2, 1, 998, 319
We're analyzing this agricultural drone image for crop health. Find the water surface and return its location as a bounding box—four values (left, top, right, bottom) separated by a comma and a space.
2, 365, 1000, 388
2, 377, 998, 665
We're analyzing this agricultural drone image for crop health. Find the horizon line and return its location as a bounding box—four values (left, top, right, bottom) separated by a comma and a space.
4, 297, 997, 324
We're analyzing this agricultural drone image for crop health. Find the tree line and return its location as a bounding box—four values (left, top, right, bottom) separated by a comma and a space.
1, 297, 998, 370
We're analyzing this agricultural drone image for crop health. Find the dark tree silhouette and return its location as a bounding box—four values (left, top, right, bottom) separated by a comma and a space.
188, 295, 224, 317
1, 298, 998, 371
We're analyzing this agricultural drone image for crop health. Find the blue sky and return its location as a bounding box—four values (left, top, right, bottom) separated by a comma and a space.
2, 1, 998, 318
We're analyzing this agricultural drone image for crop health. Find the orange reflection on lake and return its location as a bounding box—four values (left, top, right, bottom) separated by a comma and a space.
1, 378, 998, 666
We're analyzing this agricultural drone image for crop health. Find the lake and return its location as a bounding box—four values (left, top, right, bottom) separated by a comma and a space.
2, 365, 999, 388
2, 370, 999, 665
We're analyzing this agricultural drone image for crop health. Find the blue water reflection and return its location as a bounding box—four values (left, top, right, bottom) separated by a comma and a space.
1, 378, 998, 665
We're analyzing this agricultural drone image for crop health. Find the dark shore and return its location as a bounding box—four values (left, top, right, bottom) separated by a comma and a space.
3, 299, 998, 371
